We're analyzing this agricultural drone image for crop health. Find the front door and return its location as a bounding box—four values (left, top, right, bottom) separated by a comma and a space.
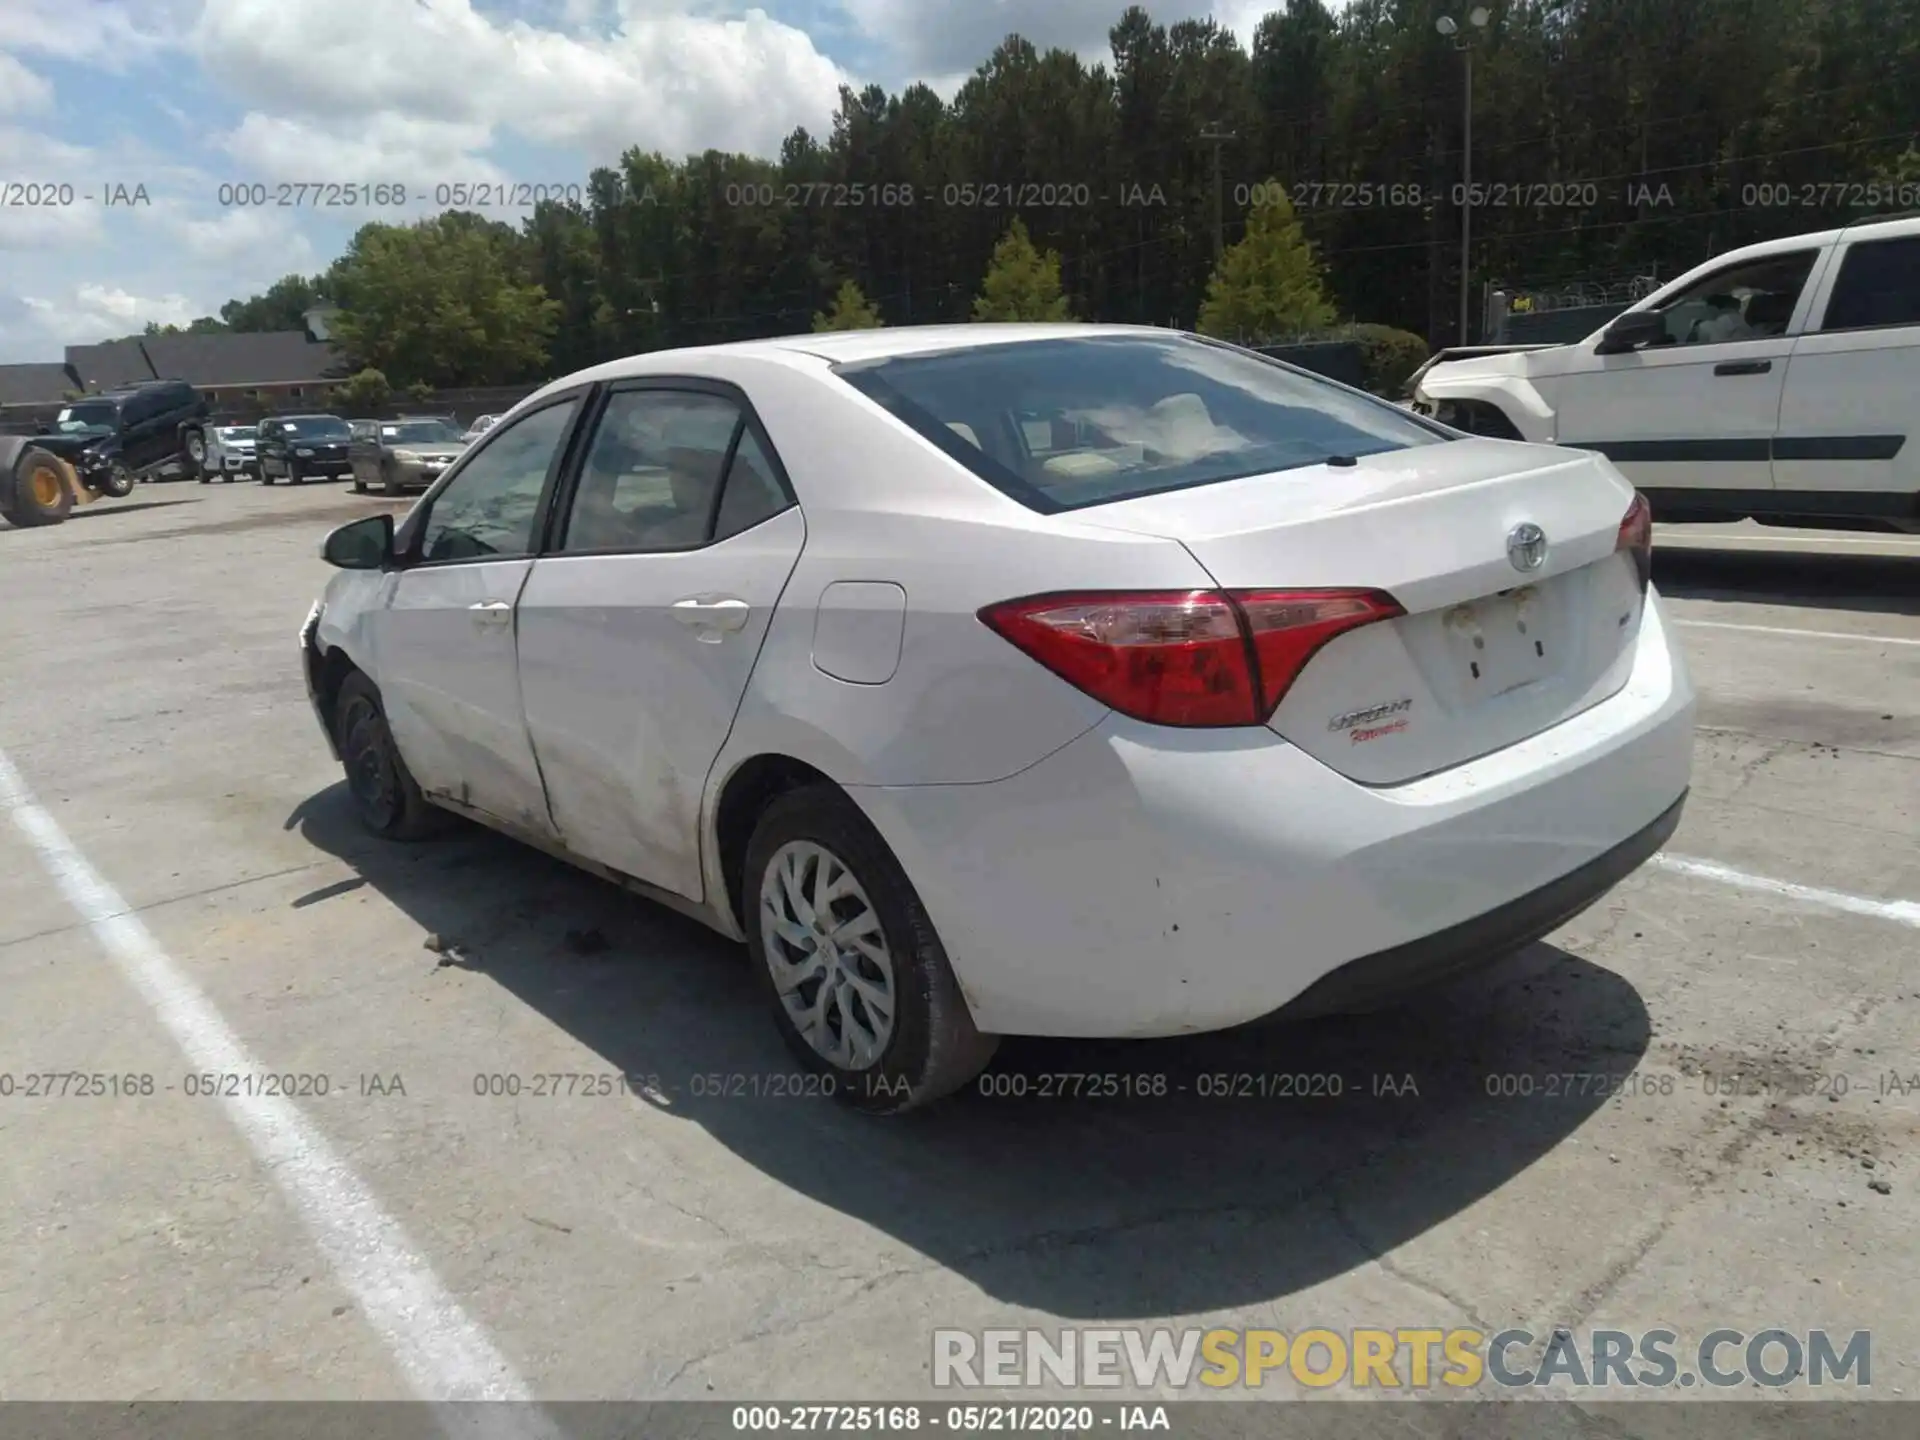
515, 384, 805, 899
371, 397, 584, 834
1548, 248, 1820, 497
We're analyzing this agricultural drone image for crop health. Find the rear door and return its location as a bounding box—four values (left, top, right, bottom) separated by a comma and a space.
1547, 248, 1820, 497
257, 419, 286, 477
515, 381, 805, 900
1774, 231, 1920, 517
372, 395, 586, 833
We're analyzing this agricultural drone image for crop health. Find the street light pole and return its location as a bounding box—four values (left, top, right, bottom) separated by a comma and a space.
1200, 123, 1237, 264
1438, 8, 1490, 345
1461, 43, 1473, 345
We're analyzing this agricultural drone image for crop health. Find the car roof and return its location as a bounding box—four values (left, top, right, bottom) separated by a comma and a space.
571, 322, 1176, 379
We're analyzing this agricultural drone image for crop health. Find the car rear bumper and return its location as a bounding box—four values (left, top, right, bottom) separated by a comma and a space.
852, 593, 1696, 1039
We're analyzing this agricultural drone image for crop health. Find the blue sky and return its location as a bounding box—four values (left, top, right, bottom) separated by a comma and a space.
0, 0, 1270, 362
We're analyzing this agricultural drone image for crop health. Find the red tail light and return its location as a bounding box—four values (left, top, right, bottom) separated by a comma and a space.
978, 588, 1404, 728
1617, 491, 1653, 592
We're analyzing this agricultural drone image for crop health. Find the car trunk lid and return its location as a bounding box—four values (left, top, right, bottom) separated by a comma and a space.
1078, 438, 1647, 784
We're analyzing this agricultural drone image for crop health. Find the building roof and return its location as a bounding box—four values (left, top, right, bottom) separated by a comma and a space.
64, 331, 351, 391
0, 362, 80, 406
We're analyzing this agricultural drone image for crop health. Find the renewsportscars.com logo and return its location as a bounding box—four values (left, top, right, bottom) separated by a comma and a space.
932, 1327, 1872, 1391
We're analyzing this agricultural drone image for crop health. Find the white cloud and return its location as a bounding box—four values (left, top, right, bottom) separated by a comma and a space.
0, 0, 195, 70
6, 283, 197, 348
195, 0, 853, 186
0, 50, 54, 114
140, 199, 320, 269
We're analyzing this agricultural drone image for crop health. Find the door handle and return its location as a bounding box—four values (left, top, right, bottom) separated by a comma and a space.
671, 597, 751, 637
1714, 360, 1772, 376
468, 600, 513, 627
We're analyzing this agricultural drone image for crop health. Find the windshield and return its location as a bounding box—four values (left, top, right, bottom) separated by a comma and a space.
282, 416, 351, 439
216, 426, 256, 441
381, 420, 465, 445
835, 334, 1445, 513
53, 404, 116, 436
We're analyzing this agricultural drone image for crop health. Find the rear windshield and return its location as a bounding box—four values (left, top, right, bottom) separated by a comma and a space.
834, 334, 1446, 512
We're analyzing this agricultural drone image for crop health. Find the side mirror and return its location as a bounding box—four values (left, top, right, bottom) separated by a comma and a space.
1596, 309, 1666, 355
321, 513, 393, 570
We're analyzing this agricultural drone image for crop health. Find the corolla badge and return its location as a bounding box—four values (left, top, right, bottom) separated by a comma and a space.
1507, 522, 1548, 572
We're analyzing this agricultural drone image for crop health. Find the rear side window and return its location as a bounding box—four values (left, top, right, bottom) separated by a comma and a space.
558, 389, 792, 553
835, 334, 1443, 512
1821, 236, 1920, 332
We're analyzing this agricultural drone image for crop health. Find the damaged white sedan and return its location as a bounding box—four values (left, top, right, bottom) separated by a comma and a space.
301, 324, 1695, 1112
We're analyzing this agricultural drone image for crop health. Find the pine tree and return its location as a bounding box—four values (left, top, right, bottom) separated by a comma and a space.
972, 218, 1073, 322
813, 280, 885, 331
1196, 183, 1337, 343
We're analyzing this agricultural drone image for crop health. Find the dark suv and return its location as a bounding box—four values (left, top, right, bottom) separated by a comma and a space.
257, 414, 355, 484
30, 379, 212, 494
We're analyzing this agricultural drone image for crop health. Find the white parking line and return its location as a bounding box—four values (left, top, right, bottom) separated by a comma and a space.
1674, 619, 1920, 647
0, 747, 561, 1438
1652, 853, 1920, 928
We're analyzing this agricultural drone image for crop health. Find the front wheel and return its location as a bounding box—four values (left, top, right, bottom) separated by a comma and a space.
100, 462, 135, 497
744, 785, 997, 1114
333, 671, 445, 840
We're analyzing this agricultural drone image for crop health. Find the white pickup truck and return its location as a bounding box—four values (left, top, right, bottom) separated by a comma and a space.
1411, 213, 1920, 532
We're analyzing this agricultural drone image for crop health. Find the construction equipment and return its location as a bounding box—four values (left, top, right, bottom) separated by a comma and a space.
0, 436, 111, 527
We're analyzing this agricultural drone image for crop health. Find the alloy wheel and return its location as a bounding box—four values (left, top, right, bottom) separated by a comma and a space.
759, 840, 897, 1070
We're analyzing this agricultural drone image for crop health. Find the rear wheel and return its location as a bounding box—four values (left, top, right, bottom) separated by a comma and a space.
8, 447, 74, 527
333, 671, 444, 840
744, 785, 997, 1114
183, 428, 206, 477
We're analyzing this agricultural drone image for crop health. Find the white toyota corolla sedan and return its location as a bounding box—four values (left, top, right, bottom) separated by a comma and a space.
301, 324, 1695, 1112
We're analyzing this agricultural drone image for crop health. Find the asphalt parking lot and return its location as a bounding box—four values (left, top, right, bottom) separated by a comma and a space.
1, 484, 1916, 1419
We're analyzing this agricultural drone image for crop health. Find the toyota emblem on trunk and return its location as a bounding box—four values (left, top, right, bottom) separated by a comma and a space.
1507, 523, 1548, 572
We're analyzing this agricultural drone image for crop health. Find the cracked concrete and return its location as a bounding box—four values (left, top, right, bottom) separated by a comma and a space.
1, 490, 1916, 1422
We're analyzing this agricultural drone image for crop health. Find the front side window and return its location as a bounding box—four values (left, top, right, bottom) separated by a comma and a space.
836, 334, 1443, 512
559, 389, 784, 553
1650, 251, 1816, 347
418, 400, 578, 563
1820, 236, 1920, 332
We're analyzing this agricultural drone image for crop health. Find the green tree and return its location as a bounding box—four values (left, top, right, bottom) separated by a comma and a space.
327, 214, 559, 387
333, 367, 392, 412
1196, 184, 1335, 342
219, 275, 330, 332
972, 218, 1072, 322
813, 280, 885, 330
143, 317, 226, 336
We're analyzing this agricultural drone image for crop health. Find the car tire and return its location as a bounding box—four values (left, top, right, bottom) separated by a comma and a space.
333, 671, 445, 841
182, 428, 207, 477
381, 462, 403, 496
289, 460, 304, 486
744, 784, 998, 1114
100, 462, 135, 498
351, 471, 366, 493
7, 446, 75, 527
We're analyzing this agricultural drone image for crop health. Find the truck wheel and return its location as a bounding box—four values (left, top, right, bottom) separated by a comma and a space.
744, 784, 998, 1114
289, 460, 305, 485
182, 428, 207, 477
101, 462, 135, 498
8, 447, 75, 527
